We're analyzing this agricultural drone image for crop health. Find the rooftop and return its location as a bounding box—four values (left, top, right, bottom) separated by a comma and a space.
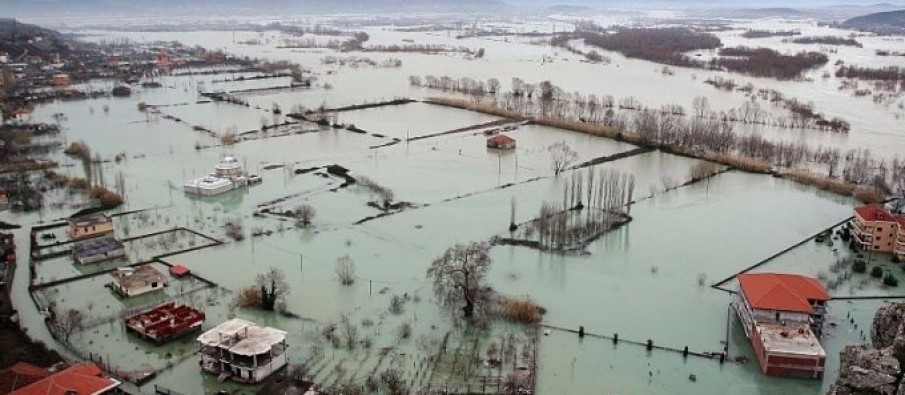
854, 204, 905, 227
487, 134, 515, 144
8, 363, 120, 395
72, 237, 123, 258
215, 156, 241, 170
756, 323, 826, 357
737, 273, 829, 314
126, 302, 205, 339
184, 176, 232, 189
197, 318, 287, 356
169, 264, 190, 276
110, 265, 165, 289
68, 213, 111, 227
0, 363, 51, 394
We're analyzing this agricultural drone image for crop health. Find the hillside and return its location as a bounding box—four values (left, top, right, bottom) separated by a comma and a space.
0, 0, 507, 17
0, 19, 69, 59
842, 9, 905, 34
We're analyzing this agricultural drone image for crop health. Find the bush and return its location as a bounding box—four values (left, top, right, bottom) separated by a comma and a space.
232, 286, 262, 308
500, 298, 544, 324
853, 260, 867, 273
871, 266, 884, 278
89, 186, 124, 208
885, 273, 899, 287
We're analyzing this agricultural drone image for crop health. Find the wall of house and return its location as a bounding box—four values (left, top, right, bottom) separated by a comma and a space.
116, 280, 164, 297
68, 222, 114, 239
751, 309, 810, 325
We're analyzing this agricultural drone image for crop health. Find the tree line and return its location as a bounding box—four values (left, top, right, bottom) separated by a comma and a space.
569, 28, 827, 80
419, 76, 905, 199
414, 74, 850, 133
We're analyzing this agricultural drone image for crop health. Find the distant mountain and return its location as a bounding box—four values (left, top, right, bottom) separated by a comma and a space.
0, 19, 68, 59
842, 9, 905, 33
0, 0, 507, 17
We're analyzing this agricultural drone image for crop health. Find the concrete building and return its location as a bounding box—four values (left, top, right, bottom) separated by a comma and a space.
852, 204, 905, 260
126, 302, 205, 343
734, 273, 830, 378
72, 237, 126, 264
109, 265, 167, 297
197, 318, 289, 384
67, 213, 114, 240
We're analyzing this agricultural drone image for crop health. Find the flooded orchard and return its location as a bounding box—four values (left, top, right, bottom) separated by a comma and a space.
3, 11, 905, 395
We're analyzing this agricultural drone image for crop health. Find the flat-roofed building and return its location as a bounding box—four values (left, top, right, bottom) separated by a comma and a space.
197, 318, 289, 384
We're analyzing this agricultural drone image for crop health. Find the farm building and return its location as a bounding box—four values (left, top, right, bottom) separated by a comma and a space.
197, 318, 289, 384
109, 265, 167, 297
66, 213, 114, 240
734, 273, 829, 378
72, 237, 125, 264
125, 302, 205, 343
486, 134, 516, 149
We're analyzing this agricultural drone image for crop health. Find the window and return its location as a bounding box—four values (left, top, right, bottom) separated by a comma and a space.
878, 227, 883, 232
151, 281, 158, 288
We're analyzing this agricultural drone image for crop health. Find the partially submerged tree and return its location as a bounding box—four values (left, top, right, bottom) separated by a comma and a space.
548, 141, 578, 176
53, 308, 83, 341
296, 204, 316, 226
335, 255, 356, 285
256, 267, 290, 311
427, 242, 493, 318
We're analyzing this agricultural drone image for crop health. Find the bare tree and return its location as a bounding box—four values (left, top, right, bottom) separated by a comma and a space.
54, 308, 83, 341
548, 141, 578, 176
339, 314, 358, 349
335, 255, 356, 285
426, 242, 493, 318
255, 267, 290, 311
296, 204, 316, 226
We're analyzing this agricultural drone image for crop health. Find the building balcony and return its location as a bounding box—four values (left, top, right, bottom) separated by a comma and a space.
852, 232, 872, 246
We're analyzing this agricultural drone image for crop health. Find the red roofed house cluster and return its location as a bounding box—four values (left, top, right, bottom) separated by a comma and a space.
851, 204, 905, 260
734, 272, 830, 379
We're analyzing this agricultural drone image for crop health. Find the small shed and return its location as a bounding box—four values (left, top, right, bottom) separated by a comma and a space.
487, 134, 516, 150
169, 264, 190, 277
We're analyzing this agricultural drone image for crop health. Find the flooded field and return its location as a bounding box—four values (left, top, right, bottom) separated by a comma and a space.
3, 13, 905, 395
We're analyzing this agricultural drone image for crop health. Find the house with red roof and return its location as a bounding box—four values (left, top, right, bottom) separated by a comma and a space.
8, 363, 120, 395
486, 134, 516, 150
852, 204, 905, 260
0, 362, 51, 394
734, 273, 830, 379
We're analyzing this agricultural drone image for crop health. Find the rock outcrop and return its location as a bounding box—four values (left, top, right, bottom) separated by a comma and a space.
830, 303, 905, 395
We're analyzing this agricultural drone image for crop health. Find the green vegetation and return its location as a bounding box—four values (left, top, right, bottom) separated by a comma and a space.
871, 266, 884, 278
853, 260, 867, 273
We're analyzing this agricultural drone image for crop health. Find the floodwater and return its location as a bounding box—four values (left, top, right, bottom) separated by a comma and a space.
2, 16, 901, 395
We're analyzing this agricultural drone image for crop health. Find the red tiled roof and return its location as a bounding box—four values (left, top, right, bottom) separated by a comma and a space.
487, 134, 515, 144
855, 204, 899, 223
0, 363, 51, 394
169, 264, 190, 276
9, 363, 119, 395
737, 273, 829, 314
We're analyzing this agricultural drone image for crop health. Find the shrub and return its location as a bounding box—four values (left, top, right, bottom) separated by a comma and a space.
500, 298, 544, 324
89, 186, 124, 208
871, 266, 884, 278
63, 141, 92, 162
232, 286, 262, 308
853, 260, 867, 273
884, 273, 899, 287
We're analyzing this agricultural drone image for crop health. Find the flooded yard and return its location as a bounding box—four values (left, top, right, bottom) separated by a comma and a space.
3, 13, 904, 395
